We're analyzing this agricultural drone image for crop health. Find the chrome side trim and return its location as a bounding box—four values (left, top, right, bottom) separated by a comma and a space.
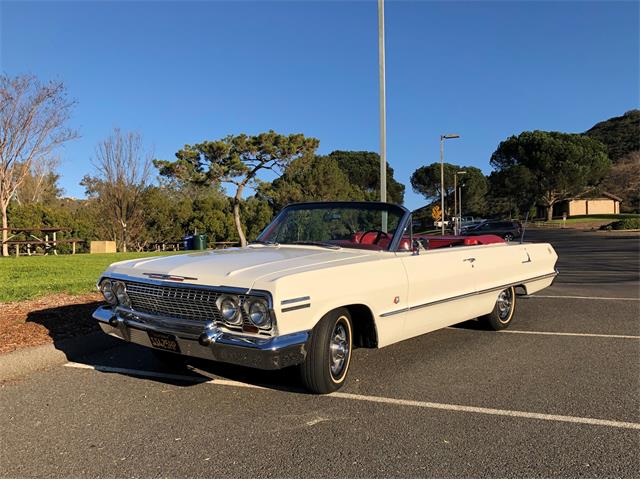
281, 296, 311, 305
380, 271, 559, 317
281, 303, 311, 313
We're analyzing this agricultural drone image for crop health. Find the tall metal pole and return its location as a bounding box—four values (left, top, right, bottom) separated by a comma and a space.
453, 173, 458, 235
459, 185, 463, 225
440, 136, 445, 235
378, 0, 387, 231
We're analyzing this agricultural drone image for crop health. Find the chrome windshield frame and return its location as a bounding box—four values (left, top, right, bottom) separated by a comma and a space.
256, 201, 411, 252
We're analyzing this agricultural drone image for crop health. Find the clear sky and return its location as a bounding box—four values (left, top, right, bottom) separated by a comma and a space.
1, 0, 638, 210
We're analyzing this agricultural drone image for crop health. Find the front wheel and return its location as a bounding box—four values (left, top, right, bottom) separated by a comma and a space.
479, 286, 516, 330
299, 308, 353, 394
504, 233, 514, 242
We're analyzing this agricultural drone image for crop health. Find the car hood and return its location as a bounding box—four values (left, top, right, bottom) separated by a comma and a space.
104, 245, 375, 291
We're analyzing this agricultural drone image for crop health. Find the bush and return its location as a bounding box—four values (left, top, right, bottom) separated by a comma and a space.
601, 218, 640, 230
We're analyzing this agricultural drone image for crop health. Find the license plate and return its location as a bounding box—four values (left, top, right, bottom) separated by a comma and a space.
148, 331, 181, 353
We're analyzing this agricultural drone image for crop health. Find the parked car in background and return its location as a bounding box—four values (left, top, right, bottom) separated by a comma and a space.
462, 219, 523, 241
461, 216, 485, 227
94, 202, 555, 393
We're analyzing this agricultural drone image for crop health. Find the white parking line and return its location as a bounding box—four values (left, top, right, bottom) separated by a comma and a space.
446, 327, 640, 340
528, 294, 639, 301
497, 330, 640, 340
64, 362, 640, 430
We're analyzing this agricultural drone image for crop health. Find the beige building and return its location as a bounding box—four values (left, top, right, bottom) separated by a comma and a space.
552, 192, 621, 217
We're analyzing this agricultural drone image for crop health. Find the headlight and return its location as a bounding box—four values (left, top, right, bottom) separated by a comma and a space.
218, 295, 242, 326
246, 298, 271, 329
112, 281, 131, 307
99, 279, 117, 306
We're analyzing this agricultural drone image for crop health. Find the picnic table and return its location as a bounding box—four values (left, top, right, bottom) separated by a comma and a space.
1, 227, 83, 256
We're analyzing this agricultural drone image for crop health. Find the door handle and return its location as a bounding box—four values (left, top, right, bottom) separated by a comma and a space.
463, 257, 476, 263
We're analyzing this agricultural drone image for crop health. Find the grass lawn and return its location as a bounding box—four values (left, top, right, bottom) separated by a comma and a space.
0, 251, 181, 303
539, 213, 640, 225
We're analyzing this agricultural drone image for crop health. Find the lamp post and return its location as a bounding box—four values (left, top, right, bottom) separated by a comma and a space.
378, 0, 387, 231
454, 170, 466, 235
439, 134, 460, 235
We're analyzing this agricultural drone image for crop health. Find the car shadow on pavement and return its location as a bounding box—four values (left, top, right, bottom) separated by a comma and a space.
24, 299, 307, 392
23, 300, 122, 357
86, 342, 308, 393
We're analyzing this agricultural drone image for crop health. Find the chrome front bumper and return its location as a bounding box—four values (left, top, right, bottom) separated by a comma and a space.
93, 306, 310, 370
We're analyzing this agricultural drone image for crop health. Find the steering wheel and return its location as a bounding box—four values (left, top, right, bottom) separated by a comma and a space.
358, 230, 391, 245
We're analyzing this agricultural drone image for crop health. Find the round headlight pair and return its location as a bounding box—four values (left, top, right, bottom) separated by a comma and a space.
99, 279, 130, 307
217, 295, 271, 330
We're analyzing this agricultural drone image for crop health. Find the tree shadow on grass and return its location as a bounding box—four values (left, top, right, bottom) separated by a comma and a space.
25, 301, 306, 392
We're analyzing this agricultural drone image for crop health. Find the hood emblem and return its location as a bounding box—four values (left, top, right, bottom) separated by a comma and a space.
143, 273, 198, 282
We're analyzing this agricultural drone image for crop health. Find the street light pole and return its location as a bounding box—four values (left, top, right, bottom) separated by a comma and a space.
439, 134, 460, 235
378, 0, 387, 231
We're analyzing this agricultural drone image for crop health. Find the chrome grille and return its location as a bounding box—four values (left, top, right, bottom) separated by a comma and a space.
125, 281, 222, 322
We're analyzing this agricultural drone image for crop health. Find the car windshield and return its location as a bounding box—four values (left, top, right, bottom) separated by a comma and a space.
256, 203, 406, 251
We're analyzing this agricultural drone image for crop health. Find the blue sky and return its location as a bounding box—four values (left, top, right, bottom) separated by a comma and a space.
1, 0, 638, 210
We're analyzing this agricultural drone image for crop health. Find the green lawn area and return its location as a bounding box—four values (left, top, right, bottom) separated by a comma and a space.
0, 252, 181, 303
540, 213, 639, 225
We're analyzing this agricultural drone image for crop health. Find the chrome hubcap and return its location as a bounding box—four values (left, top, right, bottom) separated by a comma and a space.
497, 288, 513, 322
330, 321, 350, 378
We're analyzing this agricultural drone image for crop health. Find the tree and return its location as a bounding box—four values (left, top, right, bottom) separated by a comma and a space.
258, 154, 361, 211
0, 74, 77, 256
410, 163, 487, 216
81, 129, 151, 252
585, 109, 639, 162
490, 131, 610, 221
600, 151, 640, 213
154, 131, 319, 247
486, 166, 537, 218
327, 150, 405, 204
13, 157, 62, 205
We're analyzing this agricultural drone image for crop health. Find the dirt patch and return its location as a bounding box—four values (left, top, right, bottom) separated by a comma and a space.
0, 293, 104, 354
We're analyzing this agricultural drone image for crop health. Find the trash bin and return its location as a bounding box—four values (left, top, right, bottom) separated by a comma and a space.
192, 234, 208, 250
182, 235, 194, 250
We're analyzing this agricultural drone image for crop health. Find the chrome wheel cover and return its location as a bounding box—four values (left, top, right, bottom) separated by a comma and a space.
497, 288, 513, 322
330, 320, 350, 379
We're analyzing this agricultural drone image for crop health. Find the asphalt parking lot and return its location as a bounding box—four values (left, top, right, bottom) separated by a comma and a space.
1, 229, 639, 478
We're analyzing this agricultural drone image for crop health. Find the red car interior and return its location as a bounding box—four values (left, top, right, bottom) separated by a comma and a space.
348, 232, 505, 251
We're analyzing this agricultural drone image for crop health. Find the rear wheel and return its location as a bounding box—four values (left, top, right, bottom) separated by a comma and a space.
299, 308, 353, 394
479, 286, 516, 330
504, 233, 514, 242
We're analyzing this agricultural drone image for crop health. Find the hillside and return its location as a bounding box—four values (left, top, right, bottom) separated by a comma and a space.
584, 109, 640, 161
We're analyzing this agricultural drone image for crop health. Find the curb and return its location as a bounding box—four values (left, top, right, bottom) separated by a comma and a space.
0, 331, 122, 382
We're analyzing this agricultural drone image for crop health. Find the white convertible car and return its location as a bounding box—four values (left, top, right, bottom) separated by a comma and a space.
94, 201, 558, 393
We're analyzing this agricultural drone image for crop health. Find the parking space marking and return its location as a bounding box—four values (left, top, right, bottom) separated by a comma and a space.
64, 362, 640, 430
446, 327, 640, 340
329, 392, 640, 430
497, 330, 640, 340
528, 294, 639, 301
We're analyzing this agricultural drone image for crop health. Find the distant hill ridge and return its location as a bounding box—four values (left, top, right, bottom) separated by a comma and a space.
584, 109, 639, 161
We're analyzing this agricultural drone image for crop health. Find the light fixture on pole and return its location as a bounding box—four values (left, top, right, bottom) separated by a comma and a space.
454, 170, 466, 235
439, 134, 460, 235
378, 0, 387, 231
